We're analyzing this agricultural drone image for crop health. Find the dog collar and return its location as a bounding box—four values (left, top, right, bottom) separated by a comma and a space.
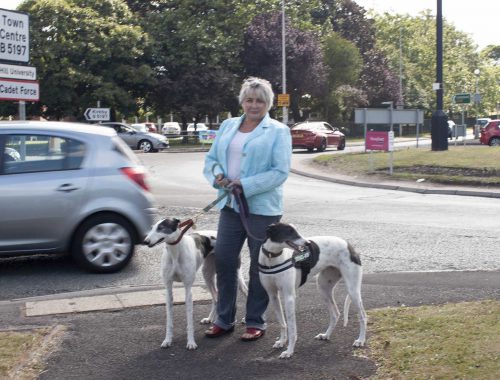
261, 246, 283, 258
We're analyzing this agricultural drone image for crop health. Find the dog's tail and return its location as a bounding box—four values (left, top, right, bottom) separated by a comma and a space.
343, 295, 351, 327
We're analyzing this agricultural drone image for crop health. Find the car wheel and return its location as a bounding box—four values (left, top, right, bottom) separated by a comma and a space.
337, 138, 346, 150
317, 138, 327, 152
71, 213, 136, 273
490, 137, 500, 146
307, 147, 314, 152
138, 140, 153, 153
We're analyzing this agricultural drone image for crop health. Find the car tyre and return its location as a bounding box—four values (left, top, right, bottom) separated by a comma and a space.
139, 140, 154, 153
317, 138, 327, 152
337, 138, 346, 150
489, 137, 500, 146
71, 213, 136, 273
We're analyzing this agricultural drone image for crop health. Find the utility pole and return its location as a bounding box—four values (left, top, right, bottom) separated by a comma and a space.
281, 0, 288, 125
431, 0, 448, 151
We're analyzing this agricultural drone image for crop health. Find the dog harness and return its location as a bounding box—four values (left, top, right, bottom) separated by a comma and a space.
258, 240, 320, 287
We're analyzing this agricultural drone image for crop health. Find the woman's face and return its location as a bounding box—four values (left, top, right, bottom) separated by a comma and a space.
241, 90, 267, 121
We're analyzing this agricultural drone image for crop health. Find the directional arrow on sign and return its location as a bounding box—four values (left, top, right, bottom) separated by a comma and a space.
84, 108, 110, 121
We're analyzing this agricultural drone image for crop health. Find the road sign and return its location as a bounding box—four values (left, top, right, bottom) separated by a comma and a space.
84, 108, 110, 121
355, 108, 424, 124
0, 78, 39, 101
277, 94, 289, 107
453, 93, 471, 104
0, 63, 36, 80
0, 9, 30, 63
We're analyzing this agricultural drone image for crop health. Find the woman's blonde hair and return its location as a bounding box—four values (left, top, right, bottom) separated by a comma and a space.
238, 77, 274, 111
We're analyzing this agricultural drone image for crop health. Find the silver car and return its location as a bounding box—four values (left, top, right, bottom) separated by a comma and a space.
0, 121, 156, 273
100, 122, 169, 153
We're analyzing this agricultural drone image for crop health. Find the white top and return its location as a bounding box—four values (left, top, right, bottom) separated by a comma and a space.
227, 130, 250, 180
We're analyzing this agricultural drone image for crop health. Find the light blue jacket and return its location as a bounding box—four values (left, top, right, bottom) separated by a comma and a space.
203, 113, 292, 216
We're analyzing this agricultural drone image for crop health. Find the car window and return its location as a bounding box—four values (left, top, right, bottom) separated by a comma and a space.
2, 134, 86, 174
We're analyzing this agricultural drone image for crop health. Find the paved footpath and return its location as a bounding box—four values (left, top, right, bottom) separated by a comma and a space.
1, 271, 498, 380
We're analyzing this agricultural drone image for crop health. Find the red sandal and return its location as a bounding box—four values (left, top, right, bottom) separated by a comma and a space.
241, 328, 265, 341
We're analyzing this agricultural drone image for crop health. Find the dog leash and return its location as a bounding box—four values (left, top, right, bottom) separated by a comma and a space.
168, 186, 232, 246
211, 162, 266, 242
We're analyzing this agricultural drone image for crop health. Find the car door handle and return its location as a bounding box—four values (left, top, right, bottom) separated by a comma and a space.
57, 183, 79, 192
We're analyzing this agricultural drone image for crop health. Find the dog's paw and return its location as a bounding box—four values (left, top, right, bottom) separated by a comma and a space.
186, 341, 198, 350
161, 339, 172, 348
200, 317, 211, 324
273, 338, 287, 349
353, 339, 365, 347
314, 333, 330, 341
279, 350, 293, 359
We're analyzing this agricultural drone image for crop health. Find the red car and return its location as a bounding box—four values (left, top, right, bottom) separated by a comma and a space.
479, 119, 500, 146
291, 121, 346, 152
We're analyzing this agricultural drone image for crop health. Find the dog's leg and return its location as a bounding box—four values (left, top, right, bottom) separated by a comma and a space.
344, 269, 367, 347
280, 290, 297, 359
237, 267, 248, 297
184, 284, 198, 350
315, 267, 341, 341
201, 260, 218, 324
161, 281, 174, 348
268, 290, 287, 349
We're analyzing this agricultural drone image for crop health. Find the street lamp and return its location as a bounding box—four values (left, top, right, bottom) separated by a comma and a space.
431, 0, 448, 151
473, 68, 481, 138
281, 0, 288, 125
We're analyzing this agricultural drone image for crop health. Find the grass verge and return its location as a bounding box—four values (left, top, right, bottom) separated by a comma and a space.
314, 146, 500, 186
367, 300, 500, 379
0, 326, 65, 380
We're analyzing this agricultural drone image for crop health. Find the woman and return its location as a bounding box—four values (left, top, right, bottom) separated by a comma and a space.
203, 77, 292, 341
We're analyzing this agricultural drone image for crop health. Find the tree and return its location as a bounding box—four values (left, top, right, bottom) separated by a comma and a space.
18, 0, 153, 120
321, 32, 364, 120
373, 10, 498, 116
242, 11, 327, 122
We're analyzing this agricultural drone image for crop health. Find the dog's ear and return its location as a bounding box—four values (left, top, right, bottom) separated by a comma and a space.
173, 218, 180, 229
266, 223, 277, 238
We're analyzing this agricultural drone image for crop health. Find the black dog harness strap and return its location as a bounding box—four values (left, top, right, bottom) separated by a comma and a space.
293, 240, 320, 287
258, 258, 294, 275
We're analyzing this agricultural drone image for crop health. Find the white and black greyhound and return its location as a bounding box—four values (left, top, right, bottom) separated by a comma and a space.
258, 222, 367, 359
144, 217, 247, 350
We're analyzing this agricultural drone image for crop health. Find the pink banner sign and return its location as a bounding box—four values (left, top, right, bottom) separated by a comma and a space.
366, 131, 393, 151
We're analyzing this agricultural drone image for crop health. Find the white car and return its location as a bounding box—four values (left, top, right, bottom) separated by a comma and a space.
187, 123, 208, 135
162, 122, 181, 135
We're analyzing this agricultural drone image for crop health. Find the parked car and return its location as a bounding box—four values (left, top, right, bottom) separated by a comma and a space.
0, 121, 156, 273
187, 123, 208, 135
479, 119, 500, 146
131, 122, 157, 133
162, 122, 181, 136
290, 121, 346, 152
100, 122, 169, 153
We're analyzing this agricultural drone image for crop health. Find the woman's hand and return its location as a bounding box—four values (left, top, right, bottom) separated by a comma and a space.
215, 174, 230, 188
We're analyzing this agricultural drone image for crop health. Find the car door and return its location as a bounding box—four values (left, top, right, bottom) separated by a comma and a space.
323, 123, 339, 146
117, 125, 139, 149
0, 133, 90, 253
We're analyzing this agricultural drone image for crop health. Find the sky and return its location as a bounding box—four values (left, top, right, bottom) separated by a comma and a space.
2, 0, 499, 49
354, 0, 498, 49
